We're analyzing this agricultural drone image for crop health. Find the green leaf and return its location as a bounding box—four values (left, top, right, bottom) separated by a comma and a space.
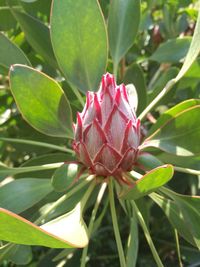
151, 193, 197, 248
147, 67, 179, 104
148, 99, 200, 136
108, 0, 140, 69
159, 187, 200, 249
0, 9, 16, 31
0, 204, 88, 248
124, 63, 147, 114
137, 153, 163, 170
11, 10, 57, 68
144, 105, 200, 156
0, 162, 63, 180
16, 153, 74, 179
150, 37, 191, 63
52, 163, 79, 192
175, 6, 200, 81
0, 244, 32, 265
0, 178, 53, 214
0, 32, 31, 69
158, 152, 200, 170
120, 165, 174, 200
9, 64, 73, 138
51, 0, 108, 93
126, 211, 138, 267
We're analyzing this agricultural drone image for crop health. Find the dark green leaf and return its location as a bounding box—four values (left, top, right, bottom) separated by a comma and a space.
0, 205, 88, 248
144, 105, 200, 156
12, 10, 57, 68
150, 37, 191, 63
0, 9, 16, 31
51, 0, 108, 93
0, 178, 52, 214
0, 32, 31, 69
159, 187, 200, 249
124, 63, 147, 114
151, 193, 197, 248
108, 0, 140, 68
120, 165, 174, 200
126, 210, 138, 267
52, 163, 79, 192
9, 64, 73, 138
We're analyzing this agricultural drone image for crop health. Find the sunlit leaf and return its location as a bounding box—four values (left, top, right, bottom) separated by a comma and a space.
120, 165, 174, 200
51, 0, 108, 93
0, 204, 88, 248
144, 106, 200, 156
9, 64, 73, 138
0, 178, 53, 214
108, 0, 140, 69
0, 32, 31, 69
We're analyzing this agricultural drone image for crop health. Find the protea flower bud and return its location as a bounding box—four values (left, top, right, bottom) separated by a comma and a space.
73, 73, 140, 181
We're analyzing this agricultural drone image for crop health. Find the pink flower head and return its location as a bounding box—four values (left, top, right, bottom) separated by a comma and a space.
73, 73, 140, 180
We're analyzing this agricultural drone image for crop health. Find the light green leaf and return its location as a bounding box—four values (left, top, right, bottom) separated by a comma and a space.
144, 105, 200, 156
0, 32, 31, 69
150, 37, 191, 63
9, 64, 73, 138
52, 163, 79, 192
51, 0, 108, 93
148, 99, 200, 136
108, 0, 140, 71
175, 5, 200, 81
120, 165, 174, 200
0, 204, 88, 248
12, 10, 57, 68
0, 178, 53, 214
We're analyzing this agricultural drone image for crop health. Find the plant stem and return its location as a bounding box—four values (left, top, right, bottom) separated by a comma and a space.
81, 179, 96, 211
80, 182, 107, 267
35, 175, 94, 225
109, 179, 126, 267
0, 137, 74, 154
138, 79, 176, 121
174, 229, 183, 267
174, 166, 200, 176
132, 201, 164, 267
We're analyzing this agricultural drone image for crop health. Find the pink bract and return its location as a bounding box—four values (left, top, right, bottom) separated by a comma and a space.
73, 73, 141, 180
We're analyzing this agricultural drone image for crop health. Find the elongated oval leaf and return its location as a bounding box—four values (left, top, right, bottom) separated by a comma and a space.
120, 165, 174, 200
0, 32, 31, 69
51, 163, 78, 192
175, 5, 200, 81
150, 37, 191, 63
0, 178, 53, 214
11, 10, 57, 68
148, 99, 200, 136
151, 193, 197, 248
144, 106, 200, 156
108, 0, 140, 68
159, 188, 200, 249
51, 0, 108, 93
9, 64, 73, 138
0, 205, 88, 248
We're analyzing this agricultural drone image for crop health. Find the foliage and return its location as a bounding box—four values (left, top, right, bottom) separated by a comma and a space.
0, 0, 200, 266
